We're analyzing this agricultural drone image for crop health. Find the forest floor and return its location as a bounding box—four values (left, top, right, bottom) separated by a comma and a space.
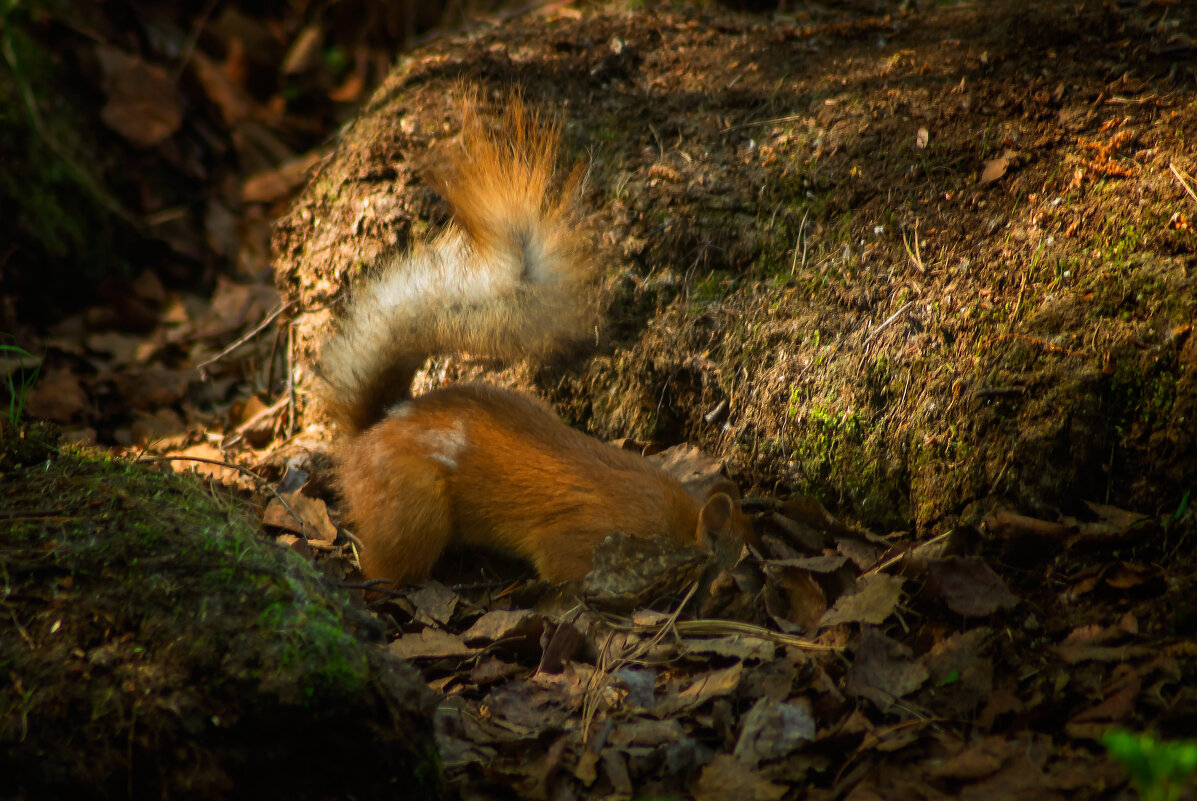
3, 1, 1197, 799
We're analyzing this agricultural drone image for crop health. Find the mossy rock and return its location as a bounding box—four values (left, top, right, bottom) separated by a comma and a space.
0, 423, 440, 800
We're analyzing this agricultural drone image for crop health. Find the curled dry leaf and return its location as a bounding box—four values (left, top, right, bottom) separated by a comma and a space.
26, 366, 88, 423
389, 628, 477, 661
733, 697, 816, 766
927, 556, 1018, 617
845, 628, 929, 709
263, 490, 336, 544
820, 573, 905, 628
95, 46, 182, 148
692, 753, 786, 801
981, 148, 1018, 184
585, 531, 707, 610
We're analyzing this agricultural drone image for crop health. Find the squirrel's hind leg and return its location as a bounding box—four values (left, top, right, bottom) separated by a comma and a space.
338, 424, 454, 588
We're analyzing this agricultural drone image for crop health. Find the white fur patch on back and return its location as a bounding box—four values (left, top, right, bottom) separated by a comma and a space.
422, 420, 468, 470
387, 401, 414, 419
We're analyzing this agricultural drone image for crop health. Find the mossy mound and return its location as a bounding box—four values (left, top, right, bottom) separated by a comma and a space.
277, 2, 1196, 533
0, 424, 439, 800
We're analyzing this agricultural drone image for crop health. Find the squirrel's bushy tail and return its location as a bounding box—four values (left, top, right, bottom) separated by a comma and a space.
317, 98, 591, 434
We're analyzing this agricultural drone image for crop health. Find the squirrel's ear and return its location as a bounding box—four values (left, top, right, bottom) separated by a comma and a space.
705, 478, 741, 502
698, 491, 734, 545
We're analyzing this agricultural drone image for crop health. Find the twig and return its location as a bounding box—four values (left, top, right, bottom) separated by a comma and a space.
0, 509, 93, 520
863, 531, 950, 577
1009, 269, 1028, 329
605, 617, 842, 653
790, 210, 810, 276
863, 301, 914, 347
197, 299, 295, 375
339, 580, 410, 600
978, 332, 1087, 357
172, 0, 221, 81
720, 113, 805, 133
581, 580, 700, 744
264, 312, 286, 400
902, 221, 924, 273
220, 394, 289, 449
286, 322, 297, 437
1169, 162, 1197, 205
136, 454, 305, 535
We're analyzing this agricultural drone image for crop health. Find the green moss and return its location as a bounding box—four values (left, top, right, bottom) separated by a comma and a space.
1107, 352, 1180, 433
691, 270, 737, 304
1, 425, 439, 797
781, 400, 911, 529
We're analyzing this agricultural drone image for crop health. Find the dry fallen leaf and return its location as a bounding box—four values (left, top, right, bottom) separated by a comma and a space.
25, 366, 88, 423
462, 609, 545, 646
242, 151, 324, 204
263, 491, 337, 544
408, 581, 459, 627
167, 443, 239, 483
656, 663, 743, 716
820, 573, 905, 628
1065, 663, 1139, 739
925, 735, 1011, 780
927, 556, 1018, 617
95, 46, 182, 148
388, 628, 477, 661
692, 753, 786, 801
85, 332, 144, 365
130, 408, 187, 448
845, 628, 929, 709
733, 697, 816, 766
918, 628, 994, 718
190, 51, 254, 125
981, 148, 1017, 184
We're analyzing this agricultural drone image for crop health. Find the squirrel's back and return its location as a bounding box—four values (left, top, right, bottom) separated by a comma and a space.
317, 98, 591, 434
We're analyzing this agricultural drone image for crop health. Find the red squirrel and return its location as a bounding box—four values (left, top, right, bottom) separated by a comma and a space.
317, 99, 753, 586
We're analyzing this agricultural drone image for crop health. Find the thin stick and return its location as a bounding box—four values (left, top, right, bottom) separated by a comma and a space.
902, 221, 924, 273
602, 616, 840, 653
197, 300, 295, 374
1170, 162, 1197, 205
979, 332, 1087, 357
863, 531, 950, 577
136, 454, 306, 536
581, 581, 700, 743
220, 394, 289, 449
286, 322, 297, 437
172, 0, 220, 81
863, 301, 914, 347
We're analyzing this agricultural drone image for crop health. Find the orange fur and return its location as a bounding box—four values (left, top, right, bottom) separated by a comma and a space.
319, 98, 752, 586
